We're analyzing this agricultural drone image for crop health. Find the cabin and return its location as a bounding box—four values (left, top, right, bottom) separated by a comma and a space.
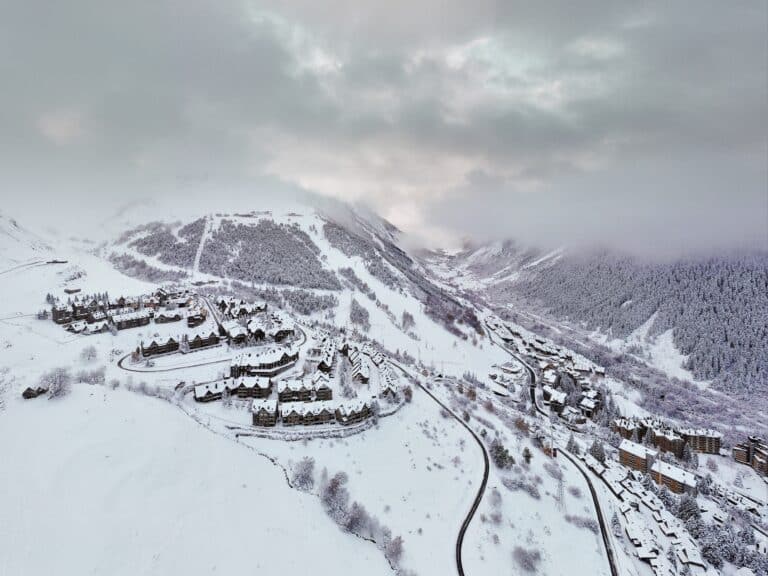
51, 305, 73, 324
246, 319, 266, 340
251, 399, 278, 426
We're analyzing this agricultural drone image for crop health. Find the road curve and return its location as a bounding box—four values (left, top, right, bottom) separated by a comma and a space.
390, 361, 489, 576
484, 322, 619, 576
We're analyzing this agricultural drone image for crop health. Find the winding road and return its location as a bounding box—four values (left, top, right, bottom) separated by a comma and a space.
484, 322, 619, 576
390, 360, 489, 576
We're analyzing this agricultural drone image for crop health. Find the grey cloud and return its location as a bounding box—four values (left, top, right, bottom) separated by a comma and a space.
0, 0, 765, 254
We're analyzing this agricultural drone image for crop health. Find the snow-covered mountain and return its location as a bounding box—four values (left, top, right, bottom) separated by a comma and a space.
0, 210, 52, 267
425, 242, 768, 395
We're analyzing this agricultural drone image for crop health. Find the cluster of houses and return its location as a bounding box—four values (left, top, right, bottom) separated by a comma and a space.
578, 453, 706, 575
541, 373, 603, 424
618, 439, 697, 495
139, 331, 221, 358
50, 287, 207, 335
612, 417, 723, 458
250, 398, 373, 428
732, 436, 768, 477
219, 308, 296, 346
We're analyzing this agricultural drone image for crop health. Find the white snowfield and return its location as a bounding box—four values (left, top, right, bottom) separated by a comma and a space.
0, 387, 392, 576
0, 200, 625, 576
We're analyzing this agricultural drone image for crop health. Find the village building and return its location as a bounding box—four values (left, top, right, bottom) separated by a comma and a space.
335, 400, 372, 426
51, 304, 73, 324
649, 461, 697, 495
619, 439, 658, 474
230, 346, 299, 378
184, 331, 220, 351
111, 310, 151, 331
193, 379, 234, 402
679, 428, 722, 454
232, 376, 272, 398
541, 385, 566, 414
141, 337, 180, 357
246, 319, 266, 340
250, 399, 278, 426
186, 309, 206, 328
648, 427, 685, 458
732, 436, 768, 476
278, 379, 313, 403
155, 310, 182, 324
221, 319, 248, 344
280, 404, 303, 426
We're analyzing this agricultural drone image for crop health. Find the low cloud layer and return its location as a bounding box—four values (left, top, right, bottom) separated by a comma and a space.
1, 1, 766, 254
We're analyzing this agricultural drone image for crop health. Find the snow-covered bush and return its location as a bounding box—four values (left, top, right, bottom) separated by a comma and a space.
41, 367, 72, 399
490, 438, 514, 469
80, 345, 98, 363
512, 546, 542, 573
565, 515, 599, 534
291, 457, 315, 491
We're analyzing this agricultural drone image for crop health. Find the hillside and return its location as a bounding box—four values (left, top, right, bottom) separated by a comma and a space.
0, 210, 52, 268
426, 245, 768, 394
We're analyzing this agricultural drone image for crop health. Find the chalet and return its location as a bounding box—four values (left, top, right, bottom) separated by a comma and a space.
246, 319, 266, 340
280, 404, 303, 426
579, 397, 599, 419
268, 311, 295, 342
141, 337, 180, 357
230, 346, 299, 378
51, 304, 73, 324
335, 400, 372, 426
561, 406, 587, 425
112, 310, 151, 331
650, 461, 697, 495
541, 385, 566, 414
679, 428, 722, 454
187, 310, 206, 328
232, 376, 272, 399
278, 379, 312, 403
251, 399, 278, 426
194, 379, 234, 402
185, 331, 220, 351
619, 439, 657, 474
732, 436, 768, 476
87, 310, 107, 323
221, 320, 248, 344
68, 320, 87, 333
317, 338, 336, 372
155, 310, 182, 324
85, 320, 110, 334
315, 380, 333, 401
349, 349, 372, 384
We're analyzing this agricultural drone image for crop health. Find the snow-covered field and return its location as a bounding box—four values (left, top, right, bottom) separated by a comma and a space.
0, 386, 392, 576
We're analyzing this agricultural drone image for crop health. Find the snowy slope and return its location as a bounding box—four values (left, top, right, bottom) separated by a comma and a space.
0, 211, 52, 268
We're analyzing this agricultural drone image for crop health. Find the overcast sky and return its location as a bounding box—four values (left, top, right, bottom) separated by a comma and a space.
1, 1, 766, 254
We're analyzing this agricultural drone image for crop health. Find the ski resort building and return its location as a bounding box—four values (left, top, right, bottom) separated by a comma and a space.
112, 310, 151, 331
679, 428, 722, 455
335, 400, 372, 426
251, 399, 278, 426
732, 436, 768, 476
230, 346, 299, 378
649, 461, 697, 495
141, 337, 180, 357
619, 439, 657, 474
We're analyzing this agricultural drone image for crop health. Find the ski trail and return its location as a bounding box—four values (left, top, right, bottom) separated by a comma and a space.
192, 216, 212, 278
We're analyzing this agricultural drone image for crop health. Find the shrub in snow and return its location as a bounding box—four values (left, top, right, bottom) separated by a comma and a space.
490, 439, 514, 469
80, 345, 98, 363
291, 457, 315, 492
565, 515, 599, 534
676, 494, 700, 523
502, 477, 541, 500
320, 470, 351, 524
384, 535, 404, 567
76, 367, 106, 385
566, 434, 580, 455
41, 367, 72, 399
512, 546, 542, 573
522, 447, 533, 465
401, 310, 415, 331
588, 439, 606, 463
